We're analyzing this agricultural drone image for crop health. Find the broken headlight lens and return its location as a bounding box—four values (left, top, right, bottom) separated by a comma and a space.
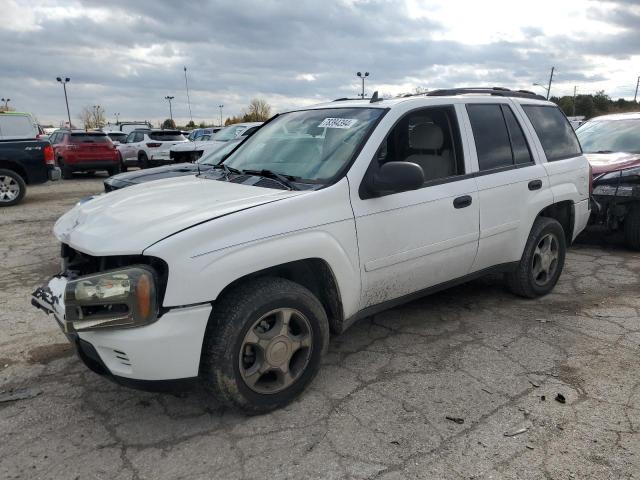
64, 266, 158, 332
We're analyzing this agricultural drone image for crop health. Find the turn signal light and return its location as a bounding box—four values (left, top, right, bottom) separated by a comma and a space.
43, 144, 55, 165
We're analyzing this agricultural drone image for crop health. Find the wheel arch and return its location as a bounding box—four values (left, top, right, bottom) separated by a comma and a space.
213, 258, 345, 334
0, 160, 28, 183
537, 200, 574, 243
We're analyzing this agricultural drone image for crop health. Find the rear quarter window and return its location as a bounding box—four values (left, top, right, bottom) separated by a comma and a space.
0, 115, 37, 138
522, 105, 581, 161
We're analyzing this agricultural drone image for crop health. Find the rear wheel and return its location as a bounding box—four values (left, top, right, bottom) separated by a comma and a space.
0, 169, 26, 207
58, 158, 73, 180
118, 152, 127, 172
201, 277, 329, 414
624, 206, 640, 250
138, 152, 149, 169
107, 163, 121, 177
506, 217, 566, 298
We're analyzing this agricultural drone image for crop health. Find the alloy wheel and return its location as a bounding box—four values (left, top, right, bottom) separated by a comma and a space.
532, 233, 559, 286
239, 308, 313, 394
0, 174, 21, 203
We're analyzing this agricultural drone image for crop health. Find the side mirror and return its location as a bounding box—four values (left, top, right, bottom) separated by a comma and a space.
366, 161, 424, 195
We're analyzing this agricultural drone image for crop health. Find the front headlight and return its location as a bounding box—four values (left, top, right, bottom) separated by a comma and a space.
64, 266, 158, 332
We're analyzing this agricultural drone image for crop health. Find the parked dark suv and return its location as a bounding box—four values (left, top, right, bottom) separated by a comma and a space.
50, 130, 120, 179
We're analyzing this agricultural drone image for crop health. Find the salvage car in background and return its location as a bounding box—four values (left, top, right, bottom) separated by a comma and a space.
33, 88, 591, 413
104, 137, 243, 191
577, 112, 640, 249
50, 130, 120, 178
170, 123, 260, 163
117, 129, 187, 169
0, 112, 60, 206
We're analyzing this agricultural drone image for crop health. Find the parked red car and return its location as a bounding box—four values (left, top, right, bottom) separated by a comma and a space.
576, 112, 640, 249
49, 130, 120, 179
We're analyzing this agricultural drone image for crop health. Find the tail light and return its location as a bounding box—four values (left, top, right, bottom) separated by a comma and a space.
146, 142, 161, 148
588, 163, 593, 196
43, 144, 55, 165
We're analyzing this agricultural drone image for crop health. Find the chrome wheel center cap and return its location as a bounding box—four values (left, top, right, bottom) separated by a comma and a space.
266, 337, 291, 366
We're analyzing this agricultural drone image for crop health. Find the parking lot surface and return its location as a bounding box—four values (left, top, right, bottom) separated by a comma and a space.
1, 177, 639, 479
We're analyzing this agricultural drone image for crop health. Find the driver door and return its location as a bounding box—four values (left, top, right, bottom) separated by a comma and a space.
349, 104, 480, 309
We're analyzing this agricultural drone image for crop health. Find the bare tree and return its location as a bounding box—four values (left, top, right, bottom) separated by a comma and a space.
243, 98, 272, 122
79, 105, 106, 129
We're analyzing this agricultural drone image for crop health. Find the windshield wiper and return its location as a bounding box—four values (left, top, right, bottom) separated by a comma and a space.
210, 163, 242, 179
241, 169, 300, 190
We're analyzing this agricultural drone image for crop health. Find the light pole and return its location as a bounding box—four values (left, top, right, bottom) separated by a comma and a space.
1, 98, 10, 110
572, 85, 577, 117
164, 96, 174, 124
56, 77, 72, 128
532, 82, 549, 97
218, 104, 224, 126
184, 66, 193, 124
114, 112, 120, 124
356, 71, 369, 98
634, 76, 639, 103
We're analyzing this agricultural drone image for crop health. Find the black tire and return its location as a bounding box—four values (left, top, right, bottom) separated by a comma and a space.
624, 206, 640, 250
107, 163, 121, 177
0, 169, 27, 207
139, 152, 149, 169
506, 217, 566, 298
58, 158, 73, 180
118, 153, 127, 172
201, 277, 330, 414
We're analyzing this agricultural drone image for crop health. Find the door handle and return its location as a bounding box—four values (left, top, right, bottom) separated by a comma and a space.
528, 180, 542, 191
453, 195, 472, 209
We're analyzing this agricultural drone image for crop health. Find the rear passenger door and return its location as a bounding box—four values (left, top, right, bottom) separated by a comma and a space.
350, 104, 480, 308
463, 101, 553, 272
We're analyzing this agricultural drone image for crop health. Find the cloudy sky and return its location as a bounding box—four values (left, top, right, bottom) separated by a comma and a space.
1, 0, 639, 126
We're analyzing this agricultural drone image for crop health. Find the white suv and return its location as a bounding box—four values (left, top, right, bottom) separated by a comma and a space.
33, 88, 591, 413
117, 129, 187, 169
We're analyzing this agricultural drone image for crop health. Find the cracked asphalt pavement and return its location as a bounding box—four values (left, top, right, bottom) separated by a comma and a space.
1, 177, 639, 479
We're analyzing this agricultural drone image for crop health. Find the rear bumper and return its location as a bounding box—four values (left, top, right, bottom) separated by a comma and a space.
48, 167, 61, 181
32, 275, 212, 386
66, 160, 118, 171
573, 198, 591, 241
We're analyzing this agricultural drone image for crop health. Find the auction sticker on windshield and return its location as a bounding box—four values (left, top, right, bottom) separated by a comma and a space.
318, 118, 358, 129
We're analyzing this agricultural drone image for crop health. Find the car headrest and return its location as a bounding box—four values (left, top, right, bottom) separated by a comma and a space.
410, 123, 444, 150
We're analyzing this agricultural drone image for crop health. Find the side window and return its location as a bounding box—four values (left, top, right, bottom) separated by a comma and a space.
375, 106, 465, 183
466, 104, 512, 170
134, 132, 144, 142
49, 133, 58, 144
502, 106, 533, 164
125, 133, 135, 143
522, 105, 581, 161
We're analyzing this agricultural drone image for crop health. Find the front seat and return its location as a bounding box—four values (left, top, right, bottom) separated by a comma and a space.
405, 123, 454, 181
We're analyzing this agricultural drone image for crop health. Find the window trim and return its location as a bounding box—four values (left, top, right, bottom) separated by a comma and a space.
500, 104, 534, 167
359, 104, 467, 199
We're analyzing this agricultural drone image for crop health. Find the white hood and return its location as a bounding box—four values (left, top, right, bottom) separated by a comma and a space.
54, 175, 303, 256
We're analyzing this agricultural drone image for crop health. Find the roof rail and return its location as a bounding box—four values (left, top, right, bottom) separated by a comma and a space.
426, 87, 546, 100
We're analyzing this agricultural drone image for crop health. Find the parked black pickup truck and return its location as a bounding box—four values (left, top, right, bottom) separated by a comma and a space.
0, 113, 61, 206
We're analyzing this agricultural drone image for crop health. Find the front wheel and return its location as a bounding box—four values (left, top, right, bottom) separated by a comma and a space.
58, 158, 73, 180
200, 277, 329, 414
0, 169, 26, 207
138, 152, 149, 169
506, 217, 566, 298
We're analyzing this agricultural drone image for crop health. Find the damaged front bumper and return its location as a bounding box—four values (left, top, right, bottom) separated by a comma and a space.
31, 275, 211, 391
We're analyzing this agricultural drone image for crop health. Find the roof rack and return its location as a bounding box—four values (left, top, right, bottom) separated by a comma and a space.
426, 87, 546, 100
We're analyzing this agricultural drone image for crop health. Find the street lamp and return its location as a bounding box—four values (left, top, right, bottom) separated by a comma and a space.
532, 83, 549, 95
164, 96, 175, 124
356, 71, 369, 98
218, 104, 224, 126
56, 77, 72, 128
533, 66, 555, 100
1, 98, 10, 110
114, 112, 120, 124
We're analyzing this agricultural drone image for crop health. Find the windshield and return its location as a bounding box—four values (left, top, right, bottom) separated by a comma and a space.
198, 139, 242, 165
576, 119, 640, 154
213, 125, 248, 141
223, 108, 384, 181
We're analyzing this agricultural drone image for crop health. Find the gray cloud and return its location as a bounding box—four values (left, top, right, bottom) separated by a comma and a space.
0, 0, 638, 126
